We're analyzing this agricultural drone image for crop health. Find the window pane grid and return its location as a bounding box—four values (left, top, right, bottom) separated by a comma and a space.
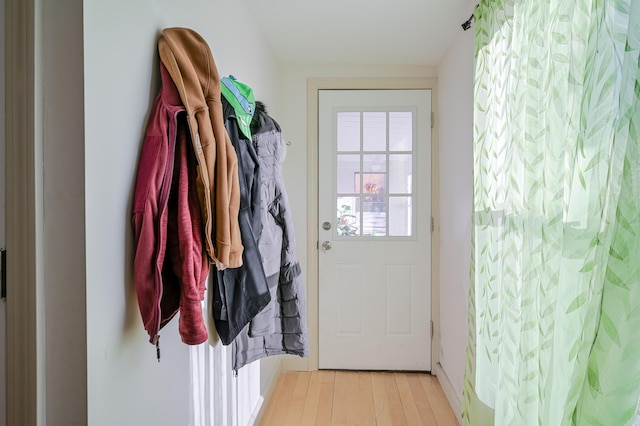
335, 109, 415, 239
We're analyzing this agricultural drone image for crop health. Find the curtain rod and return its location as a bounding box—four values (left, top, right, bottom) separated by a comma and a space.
461, 4, 479, 31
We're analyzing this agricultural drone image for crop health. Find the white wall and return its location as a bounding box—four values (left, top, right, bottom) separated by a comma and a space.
275, 63, 437, 371
42, 0, 87, 423
436, 25, 474, 412
77, 1, 278, 424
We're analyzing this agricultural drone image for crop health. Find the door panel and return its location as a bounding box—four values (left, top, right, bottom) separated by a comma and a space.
318, 89, 431, 371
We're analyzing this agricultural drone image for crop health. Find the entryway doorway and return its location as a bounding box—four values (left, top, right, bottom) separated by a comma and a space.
317, 89, 432, 371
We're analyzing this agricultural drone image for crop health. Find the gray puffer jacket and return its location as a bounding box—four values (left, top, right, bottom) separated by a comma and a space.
232, 102, 309, 370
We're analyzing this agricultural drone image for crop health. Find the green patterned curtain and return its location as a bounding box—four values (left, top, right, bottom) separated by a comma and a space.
462, 0, 640, 425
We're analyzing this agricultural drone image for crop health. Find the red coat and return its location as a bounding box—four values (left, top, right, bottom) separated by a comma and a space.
132, 62, 209, 347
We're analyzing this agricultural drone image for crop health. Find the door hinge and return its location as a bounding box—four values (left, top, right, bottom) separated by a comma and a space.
430, 320, 434, 339
430, 111, 435, 129
431, 216, 434, 233
1, 249, 6, 299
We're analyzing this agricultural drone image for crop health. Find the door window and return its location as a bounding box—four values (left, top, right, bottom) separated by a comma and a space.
335, 109, 415, 238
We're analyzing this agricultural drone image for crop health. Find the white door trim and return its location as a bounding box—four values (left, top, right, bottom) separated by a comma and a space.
300, 78, 441, 372
6, 0, 44, 424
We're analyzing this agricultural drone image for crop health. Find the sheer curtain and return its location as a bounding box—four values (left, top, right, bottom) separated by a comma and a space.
462, 0, 640, 424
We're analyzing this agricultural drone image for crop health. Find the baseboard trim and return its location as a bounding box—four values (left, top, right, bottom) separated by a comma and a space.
247, 395, 265, 426
252, 359, 283, 425
433, 362, 462, 425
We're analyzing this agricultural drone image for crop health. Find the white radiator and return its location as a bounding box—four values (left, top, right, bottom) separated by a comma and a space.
189, 297, 263, 426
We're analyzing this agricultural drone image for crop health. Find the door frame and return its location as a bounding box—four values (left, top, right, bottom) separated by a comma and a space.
303, 78, 440, 372
6, 0, 43, 424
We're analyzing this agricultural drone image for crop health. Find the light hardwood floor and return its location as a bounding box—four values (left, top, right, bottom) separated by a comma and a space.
258, 370, 459, 426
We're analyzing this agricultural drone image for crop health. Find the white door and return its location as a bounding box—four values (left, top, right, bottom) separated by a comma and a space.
318, 89, 432, 371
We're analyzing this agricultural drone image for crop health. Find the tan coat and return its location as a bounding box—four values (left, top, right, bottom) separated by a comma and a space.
158, 27, 243, 269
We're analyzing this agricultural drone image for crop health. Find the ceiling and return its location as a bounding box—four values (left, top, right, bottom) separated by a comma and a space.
242, 0, 476, 66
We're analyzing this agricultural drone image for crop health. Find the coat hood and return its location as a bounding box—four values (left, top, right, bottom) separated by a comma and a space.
158, 27, 243, 269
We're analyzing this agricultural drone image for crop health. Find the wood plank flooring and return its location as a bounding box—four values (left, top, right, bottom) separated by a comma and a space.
259, 371, 459, 426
